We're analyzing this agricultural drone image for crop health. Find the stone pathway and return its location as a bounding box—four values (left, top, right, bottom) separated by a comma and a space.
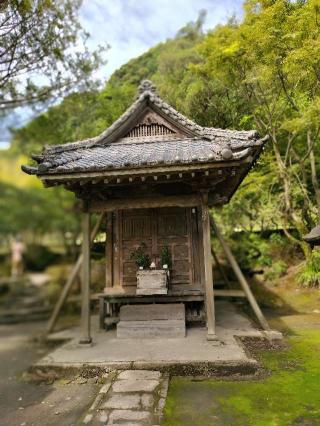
82, 370, 168, 425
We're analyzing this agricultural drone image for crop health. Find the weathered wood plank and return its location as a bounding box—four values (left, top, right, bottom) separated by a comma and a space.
201, 192, 217, 341
105, 212, 113, 288
98, 292, 204, 305
80, 212, 92, 344
113, 210, 121, 287
89, 195, 202, 212
214, 289, 246, 297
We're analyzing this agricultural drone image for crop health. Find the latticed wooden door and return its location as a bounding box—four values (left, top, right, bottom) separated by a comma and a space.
118, 207, 196, 292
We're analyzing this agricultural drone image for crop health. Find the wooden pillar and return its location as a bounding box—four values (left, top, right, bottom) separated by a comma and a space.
113, 210, 121, 287
105, 212, 113, 289
200, 192, 218, 341
80, 211, 92, 344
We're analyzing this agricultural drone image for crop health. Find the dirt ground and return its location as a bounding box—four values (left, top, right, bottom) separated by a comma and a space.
0, 322, 98, 426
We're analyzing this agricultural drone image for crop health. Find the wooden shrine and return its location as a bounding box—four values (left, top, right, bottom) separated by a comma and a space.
22, 80, 270, 343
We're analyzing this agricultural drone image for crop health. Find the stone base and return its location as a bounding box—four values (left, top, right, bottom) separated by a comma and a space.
39, 302, 278, 376
117, 320, 186, 338
136, 269, 168, 295
78, 338, 93, 347
117, 303, 186, 339
206, 333, 219, 342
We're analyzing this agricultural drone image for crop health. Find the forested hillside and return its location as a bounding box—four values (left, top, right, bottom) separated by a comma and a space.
3, 0, 320, 286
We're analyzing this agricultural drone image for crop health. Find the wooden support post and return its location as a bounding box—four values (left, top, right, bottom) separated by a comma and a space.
80, 211, 92, 344
200, 192, 218, 341
45, 214, 104, 336
210, 216, 270, 331
99, 296, 106, 330
105, 212, 113, 289
211, 246, 231, 289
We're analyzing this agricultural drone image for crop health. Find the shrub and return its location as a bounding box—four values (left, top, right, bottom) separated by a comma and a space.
297, 250, 320, 288
24, 244, 61, 271
264, 260, 288, 281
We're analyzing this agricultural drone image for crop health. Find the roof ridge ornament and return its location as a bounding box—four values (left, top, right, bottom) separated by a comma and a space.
138, 79, 157, 95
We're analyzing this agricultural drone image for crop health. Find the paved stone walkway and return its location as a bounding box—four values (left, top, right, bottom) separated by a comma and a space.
82, 370, 168, 425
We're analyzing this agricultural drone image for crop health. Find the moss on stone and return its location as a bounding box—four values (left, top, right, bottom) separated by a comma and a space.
163, 321, 320, 426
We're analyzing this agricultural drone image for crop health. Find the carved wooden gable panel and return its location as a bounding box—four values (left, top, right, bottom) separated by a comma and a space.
122, 109, 186, 140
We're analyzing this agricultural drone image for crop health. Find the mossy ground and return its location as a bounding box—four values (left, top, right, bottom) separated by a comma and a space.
163, 308, 320, 426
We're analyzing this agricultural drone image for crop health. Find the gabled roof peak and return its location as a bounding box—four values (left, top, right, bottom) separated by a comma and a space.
28, 79, 264, 162
138, 80, 157, 95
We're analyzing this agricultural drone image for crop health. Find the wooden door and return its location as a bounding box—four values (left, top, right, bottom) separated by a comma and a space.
120, 209, 153, 291
156, 207, 193, 289
117, 207, 199, 292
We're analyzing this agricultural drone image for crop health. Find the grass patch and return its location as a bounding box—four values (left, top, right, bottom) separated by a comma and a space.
163, 325, 320, 426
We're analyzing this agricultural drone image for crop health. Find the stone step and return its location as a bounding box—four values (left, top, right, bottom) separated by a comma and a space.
0, 306, 51, 324
117, 303, 186, 338
119, 303, 185, 321
117, 319, 186, 338
84, 369, 168, 425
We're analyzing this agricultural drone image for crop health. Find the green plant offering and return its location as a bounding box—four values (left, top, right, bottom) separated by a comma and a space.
130, 243, 151, 269
160, 246, 172, 269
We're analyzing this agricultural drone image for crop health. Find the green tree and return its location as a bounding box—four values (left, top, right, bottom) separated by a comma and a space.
0, 0, 106, 113
197, 0, 320, 261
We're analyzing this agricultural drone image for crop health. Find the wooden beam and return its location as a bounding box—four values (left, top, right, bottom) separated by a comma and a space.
201, 192, 218, 341
210, 216, 270, 331
214, 289, 246, 297
89, 194, 202, 212
45, 214, 104, 336
80, 212, 92, 344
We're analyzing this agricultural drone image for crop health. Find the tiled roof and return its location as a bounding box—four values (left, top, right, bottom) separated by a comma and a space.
22, 80, 267, 177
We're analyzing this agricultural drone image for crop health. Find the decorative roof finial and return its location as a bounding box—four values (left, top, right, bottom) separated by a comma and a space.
138, 80, 157, 95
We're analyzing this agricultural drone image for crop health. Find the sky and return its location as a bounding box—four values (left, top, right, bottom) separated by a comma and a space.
80, 0, 243, 82
0, 0, 243, 148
